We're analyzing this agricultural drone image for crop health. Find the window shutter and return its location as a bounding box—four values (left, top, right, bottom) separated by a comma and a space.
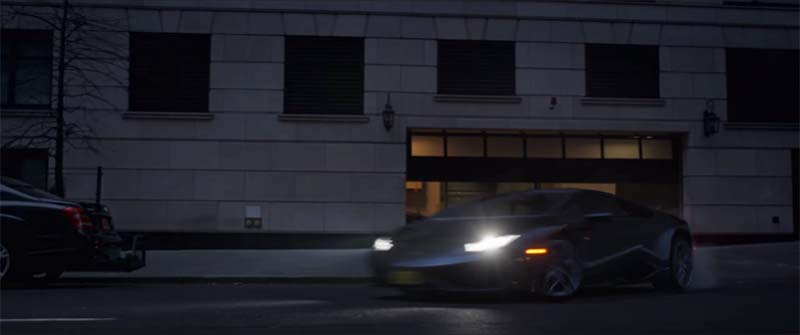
586, 45, 659, 99
129, 33, 209, 113
438, 40, 515, 96
727, 48, 799, 123
284, 36, 364, 115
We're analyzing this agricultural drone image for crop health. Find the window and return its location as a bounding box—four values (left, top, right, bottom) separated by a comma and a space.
446, 135, 483, 157
1, 30, 52, 108
487, 136, 523, 158
129, 33, 210, 113
410, 130, 674, 160
577, 193, 627, 217
565, 138, 601, 159
726, 48, 799, 123
585, 44, 659, 98
0, 148, 49, 190
284, 36, 364, 115
526, 137, 563, 158
603, 138, 639, 159
642, 139, 672, 159
410, 135, 444, 157
438, 40, 515, 96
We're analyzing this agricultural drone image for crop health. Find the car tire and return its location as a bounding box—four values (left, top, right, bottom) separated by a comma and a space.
653, 235, 693, 291
533, 242, 583, 301
0, 241, 11, 283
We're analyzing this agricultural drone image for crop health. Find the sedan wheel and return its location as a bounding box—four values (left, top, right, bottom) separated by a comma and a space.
0, 242, 10, 280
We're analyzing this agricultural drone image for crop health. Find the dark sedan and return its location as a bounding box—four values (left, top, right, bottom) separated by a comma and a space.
371, 189, 693, 300
0, 177, 144, 282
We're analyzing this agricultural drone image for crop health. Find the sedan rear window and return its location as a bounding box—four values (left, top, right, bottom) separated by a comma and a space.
1, 177, 63, 201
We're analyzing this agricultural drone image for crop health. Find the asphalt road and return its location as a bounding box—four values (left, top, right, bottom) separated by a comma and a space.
1, 244, 798, 335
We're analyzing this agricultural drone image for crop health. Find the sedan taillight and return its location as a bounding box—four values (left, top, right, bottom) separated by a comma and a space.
63, 206, 93, 232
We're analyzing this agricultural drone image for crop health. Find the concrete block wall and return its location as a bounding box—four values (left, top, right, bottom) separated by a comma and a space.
1, 0, 797, 235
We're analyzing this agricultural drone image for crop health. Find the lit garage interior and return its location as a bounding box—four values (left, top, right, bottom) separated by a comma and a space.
406, 129, 682, 220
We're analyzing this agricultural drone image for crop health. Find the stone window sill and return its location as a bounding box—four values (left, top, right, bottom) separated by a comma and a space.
0, 109, 54, 118
278, 113, 370, 123
434, 95, 522, 104
122, 111, 215, 120
580, 97, 666, 107
724, 122, 799, 131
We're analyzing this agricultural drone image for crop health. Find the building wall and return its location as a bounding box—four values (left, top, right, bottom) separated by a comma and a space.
1, 0, 797, 235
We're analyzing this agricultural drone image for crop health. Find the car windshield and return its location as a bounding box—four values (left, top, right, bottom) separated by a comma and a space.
431, 192, 569, 219
1, 177, 64, 201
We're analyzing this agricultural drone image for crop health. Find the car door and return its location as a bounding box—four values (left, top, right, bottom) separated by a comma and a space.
569, 192, 641, 283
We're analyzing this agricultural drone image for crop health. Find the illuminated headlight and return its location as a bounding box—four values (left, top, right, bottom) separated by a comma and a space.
464, 234, 520, 252
373, 237, 393, 251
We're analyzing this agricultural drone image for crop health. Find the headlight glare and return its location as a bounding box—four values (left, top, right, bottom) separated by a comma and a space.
373, 237, 393, 251
464, 234, 520, 252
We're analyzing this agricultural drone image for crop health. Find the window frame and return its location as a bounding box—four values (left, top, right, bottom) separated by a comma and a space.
725, 48, 799, 124
585, 44, 660, 99
1, 29, 53, 109
437, 40, 516, 96
128, 32, 211, 113
283, 36, 365, 115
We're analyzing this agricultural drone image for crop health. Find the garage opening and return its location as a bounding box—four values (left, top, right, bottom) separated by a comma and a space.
406, 129, 682, 220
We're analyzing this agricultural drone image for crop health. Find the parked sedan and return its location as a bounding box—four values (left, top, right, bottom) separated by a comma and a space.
0, 177, 144, 282
371, 189, 693, 300
0, 177, 94, 281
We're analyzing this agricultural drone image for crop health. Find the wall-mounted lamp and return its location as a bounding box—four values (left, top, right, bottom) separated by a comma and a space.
703, 100, 720, 137
382, 93, 395, 131
549, 96, 558, 110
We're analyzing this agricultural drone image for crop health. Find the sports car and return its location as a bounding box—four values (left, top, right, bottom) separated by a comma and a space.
371, 189, 693, 299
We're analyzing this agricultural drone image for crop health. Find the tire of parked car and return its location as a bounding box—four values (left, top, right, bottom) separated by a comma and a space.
0, 241, 11, 282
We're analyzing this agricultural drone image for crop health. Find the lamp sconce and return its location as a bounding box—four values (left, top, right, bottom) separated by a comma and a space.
382, 93, 395, 131
703, 100, 720, 137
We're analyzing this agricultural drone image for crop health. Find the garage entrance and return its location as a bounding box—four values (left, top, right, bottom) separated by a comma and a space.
405, 129, 682, 220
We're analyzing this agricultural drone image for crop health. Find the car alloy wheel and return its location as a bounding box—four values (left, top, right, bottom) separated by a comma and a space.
0, 242, 10, 280
672, 239, 693, 289
533, 242, 583, 300
540, 265, 579, 298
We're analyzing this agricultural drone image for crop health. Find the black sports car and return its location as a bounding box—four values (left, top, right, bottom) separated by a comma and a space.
371, 189, 693, 299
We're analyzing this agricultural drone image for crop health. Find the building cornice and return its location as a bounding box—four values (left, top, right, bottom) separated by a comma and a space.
2, 0, 797, 30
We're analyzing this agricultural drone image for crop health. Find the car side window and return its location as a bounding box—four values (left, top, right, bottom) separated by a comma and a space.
617, 199, 653, 218
578, 193, 627, 218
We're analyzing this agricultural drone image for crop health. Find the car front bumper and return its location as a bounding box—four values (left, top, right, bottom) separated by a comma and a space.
371, 251, 549, 293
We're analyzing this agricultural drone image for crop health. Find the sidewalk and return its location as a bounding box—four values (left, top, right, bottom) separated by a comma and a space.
64, 249, 373, 280
63, 242, 799, 282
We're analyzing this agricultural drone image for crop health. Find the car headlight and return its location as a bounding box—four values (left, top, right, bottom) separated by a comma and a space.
464, 234, 520, 252
373, 237, 393, 251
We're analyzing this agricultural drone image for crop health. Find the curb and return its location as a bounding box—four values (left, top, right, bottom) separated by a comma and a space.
56, 276, 373, 284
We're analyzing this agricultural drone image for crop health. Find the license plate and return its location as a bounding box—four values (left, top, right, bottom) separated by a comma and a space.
387, 270, 423, 285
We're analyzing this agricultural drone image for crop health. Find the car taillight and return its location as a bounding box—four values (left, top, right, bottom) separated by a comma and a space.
63, 206, 93, 232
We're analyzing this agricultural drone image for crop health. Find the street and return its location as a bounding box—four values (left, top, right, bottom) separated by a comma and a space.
1, 243, 798, 335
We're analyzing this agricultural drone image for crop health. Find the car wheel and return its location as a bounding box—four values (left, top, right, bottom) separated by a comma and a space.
533, 242, 583, 301
653, 235, 693, 291
0, 241, 10, 282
